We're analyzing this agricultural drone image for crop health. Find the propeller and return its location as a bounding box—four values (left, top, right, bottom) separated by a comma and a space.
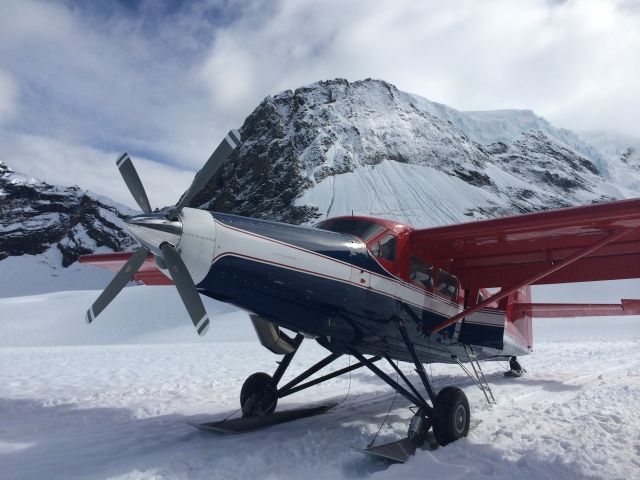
85, 246, 150, 324
160, 243, 210, 336
86, 129, 241, 336
169, 129, 241, 219
117, 153, 152, 214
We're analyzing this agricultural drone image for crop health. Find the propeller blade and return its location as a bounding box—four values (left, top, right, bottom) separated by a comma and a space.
117, 153, 153, 214
160, 242, 210, 336
169, 129, 241, 219
85, 246, 150, 324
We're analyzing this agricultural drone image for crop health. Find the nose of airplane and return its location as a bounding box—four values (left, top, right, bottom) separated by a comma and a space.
124, 213, 183, 255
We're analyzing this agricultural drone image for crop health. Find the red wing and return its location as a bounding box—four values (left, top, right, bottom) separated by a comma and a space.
410, 197, 640, 289
79, 252, 173, 286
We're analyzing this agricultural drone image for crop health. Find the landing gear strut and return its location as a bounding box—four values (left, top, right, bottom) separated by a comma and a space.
240, 333, 382, 418
237, 320, 472, 451
351, 319, 471, 448
407, 408, 431, 446
241, 333, 304, 417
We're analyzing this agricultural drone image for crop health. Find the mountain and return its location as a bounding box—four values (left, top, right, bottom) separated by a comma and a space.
0, 161, 135, 297
187, 78, 634, 227
1, 78, 639, 296
579, 131, 640, 193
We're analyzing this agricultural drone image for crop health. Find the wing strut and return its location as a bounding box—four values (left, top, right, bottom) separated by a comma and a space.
431, 228, 632, 334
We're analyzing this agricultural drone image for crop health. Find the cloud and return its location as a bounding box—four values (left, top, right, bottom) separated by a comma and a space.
0, 70, 18, 124
0, 131, 195, 210
0, 0, 228, 170
0, 0, 639, 208
196, 0, 640, 137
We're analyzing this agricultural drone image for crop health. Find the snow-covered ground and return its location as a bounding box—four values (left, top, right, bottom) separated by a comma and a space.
1, 287, 639, 479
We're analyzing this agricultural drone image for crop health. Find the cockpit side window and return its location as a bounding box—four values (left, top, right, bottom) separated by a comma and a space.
409, 256, 434, 289
372, 234, 396, 262
437, 269, 459, 300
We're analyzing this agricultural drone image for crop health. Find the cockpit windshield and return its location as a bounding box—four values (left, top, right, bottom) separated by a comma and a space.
316, 218, 385, 242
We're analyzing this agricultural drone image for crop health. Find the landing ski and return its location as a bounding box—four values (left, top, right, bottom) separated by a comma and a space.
355, 432, 440, 463
190, 403, 337, 434
357, 419, 482, 463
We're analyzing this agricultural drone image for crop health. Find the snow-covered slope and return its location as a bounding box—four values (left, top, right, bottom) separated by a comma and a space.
188, 79, 632, 227
412, 100, 608, 173
580, 131, 640, 194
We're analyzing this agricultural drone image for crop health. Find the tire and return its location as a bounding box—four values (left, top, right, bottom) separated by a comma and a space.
432, 386, 470, 446
240, 372, 278, 417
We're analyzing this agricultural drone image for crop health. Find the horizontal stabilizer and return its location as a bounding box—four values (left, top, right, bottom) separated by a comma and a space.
513, 299, 640, 318
80, 252, 172, 285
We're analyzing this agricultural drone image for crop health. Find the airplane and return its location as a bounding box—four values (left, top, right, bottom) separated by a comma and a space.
81, 129, 640, 460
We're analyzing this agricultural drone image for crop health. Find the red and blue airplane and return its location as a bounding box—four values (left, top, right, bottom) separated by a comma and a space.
81, 130, 640, 458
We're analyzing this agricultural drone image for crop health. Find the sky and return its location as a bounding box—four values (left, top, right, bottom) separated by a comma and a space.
0, 0, 639, 209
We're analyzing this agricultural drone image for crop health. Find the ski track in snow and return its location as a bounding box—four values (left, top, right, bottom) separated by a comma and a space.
0, 289, 639, 479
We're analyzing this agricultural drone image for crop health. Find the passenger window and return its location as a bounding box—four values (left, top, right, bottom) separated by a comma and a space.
438, 269, 459, 300
409, 256, 434, 289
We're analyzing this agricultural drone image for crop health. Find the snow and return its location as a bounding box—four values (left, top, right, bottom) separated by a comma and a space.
297, 158, 611, 228
580, 131, 640, 194
0, 286, 639, 479
299, 160, 499, 226
0, 247, 117, 299
405, 94, 608, 174
0, 213, 63, 233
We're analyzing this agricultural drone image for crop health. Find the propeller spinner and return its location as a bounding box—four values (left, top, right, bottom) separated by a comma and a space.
85, 130, 241, 336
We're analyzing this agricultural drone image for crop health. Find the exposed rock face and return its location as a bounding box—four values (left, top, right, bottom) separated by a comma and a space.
187, 79, 630, 226
0, 161, 135, 266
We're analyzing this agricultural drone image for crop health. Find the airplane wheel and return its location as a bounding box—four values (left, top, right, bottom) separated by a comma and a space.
432, 386, 470, 446
240, 372, 278, 417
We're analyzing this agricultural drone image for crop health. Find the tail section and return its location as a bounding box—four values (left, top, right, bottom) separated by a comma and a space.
457, 285, 637, 354
505, 287, 533, 352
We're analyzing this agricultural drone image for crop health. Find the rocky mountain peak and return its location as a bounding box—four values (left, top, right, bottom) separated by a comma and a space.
187, 78, 628, 226
0, 165, 135, 265
0, 160, 12, 176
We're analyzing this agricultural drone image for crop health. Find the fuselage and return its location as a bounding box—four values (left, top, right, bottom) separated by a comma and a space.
188, 212, 531, 364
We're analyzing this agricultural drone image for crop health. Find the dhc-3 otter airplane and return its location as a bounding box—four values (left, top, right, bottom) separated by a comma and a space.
81, 130, 640, 461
